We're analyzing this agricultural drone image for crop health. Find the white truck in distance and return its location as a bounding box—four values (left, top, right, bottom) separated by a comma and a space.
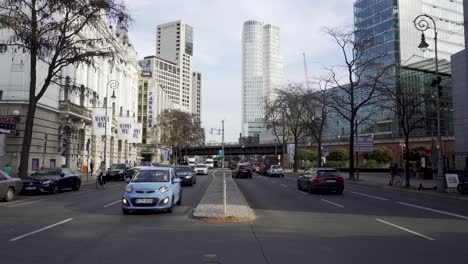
205, 159, 214, 169
188, 158, 196, 167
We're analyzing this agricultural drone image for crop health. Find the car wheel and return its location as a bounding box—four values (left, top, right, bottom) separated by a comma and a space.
281, 174, 284, 178
72, 180, 81, 191
307, 184, 314, 194
51, 183, 59, 194
167, 198, 174, 213
4, 187, 15, 202
297, 182, 302, 191
122, 208, 130, 215
176, 192, 182, 205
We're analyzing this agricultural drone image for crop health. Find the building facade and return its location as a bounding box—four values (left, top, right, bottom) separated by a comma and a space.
156, 20, 194, 113
328, 0, 465, 140
242, 20, 283, 138
0, 15, 141, 175
191, 72, 202, 121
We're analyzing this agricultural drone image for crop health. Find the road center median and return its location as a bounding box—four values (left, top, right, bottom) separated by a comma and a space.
193, 169, 255, 222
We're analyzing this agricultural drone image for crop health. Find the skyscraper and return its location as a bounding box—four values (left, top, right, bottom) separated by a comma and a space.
156, 20, 194, 112
242, 20, 283, 137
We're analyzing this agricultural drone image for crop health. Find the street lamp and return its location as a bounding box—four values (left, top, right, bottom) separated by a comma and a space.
103, 80, 118, 167
413, 14, 444, 192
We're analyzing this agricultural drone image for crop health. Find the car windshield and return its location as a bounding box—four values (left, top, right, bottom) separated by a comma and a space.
110, 164, 126, 170
140, 161, 152, 166
132, 170, 170, 182
152, 163, 160, 167
271, 165, 281, 169
34, 169, 60, 177
317, 170, 339, 177
196, 165, 206, 168
205, 160, 213, 164
175, 167, 192, 173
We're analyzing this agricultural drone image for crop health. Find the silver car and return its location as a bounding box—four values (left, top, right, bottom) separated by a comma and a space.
0, 171, 22, 202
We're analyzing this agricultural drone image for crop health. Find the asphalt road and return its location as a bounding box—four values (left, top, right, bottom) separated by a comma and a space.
1, 171, 468, 264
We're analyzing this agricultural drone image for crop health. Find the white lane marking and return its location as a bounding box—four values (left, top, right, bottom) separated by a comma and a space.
350, 191, 389, 201
6, 200, 40, 208
104, 200, 121, 208
0, 198, 38, 207
280, 184, 288, 188
397, 202, 468, 220
321, 199, 344, 208
10, 218, 74, 242
285, 177, 296, 181
295, 190, 307, 195
376, 218, 435, 241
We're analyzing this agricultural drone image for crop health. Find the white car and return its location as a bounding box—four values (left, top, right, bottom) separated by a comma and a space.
205, 159, 214, 169
194, 164, 208, 175
267, 165, 284, 177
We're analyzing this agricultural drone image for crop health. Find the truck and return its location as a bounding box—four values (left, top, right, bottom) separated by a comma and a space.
187, 157, 196, 168
205, 158, 214, 169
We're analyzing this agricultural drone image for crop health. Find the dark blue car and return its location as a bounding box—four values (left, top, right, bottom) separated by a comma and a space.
22, 168, 81, 194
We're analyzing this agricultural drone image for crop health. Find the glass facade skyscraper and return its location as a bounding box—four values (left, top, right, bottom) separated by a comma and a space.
242, 20, 283, 137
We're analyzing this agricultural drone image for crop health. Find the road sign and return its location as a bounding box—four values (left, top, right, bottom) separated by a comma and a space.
218, 150, 224, 158
354, 136, 374, 152
323, 146, 329, 156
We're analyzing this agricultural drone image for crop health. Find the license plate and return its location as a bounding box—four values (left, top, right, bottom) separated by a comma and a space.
326, 180, 336, 183
25, 187, 36, 190
135, 198, 153, 204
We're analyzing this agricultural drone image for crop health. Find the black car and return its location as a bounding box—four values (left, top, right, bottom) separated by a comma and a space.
107, 163, 133, 181
232, 164, 253, 179
297, 168, 344, 194
457, 173, 468, 195
175, 166, 196, 186
22, 168, 81, 194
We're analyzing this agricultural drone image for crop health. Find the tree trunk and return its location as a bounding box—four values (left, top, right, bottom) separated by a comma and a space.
405, 136, 410, 187
18, 102, 37, 178
348, 120, 355, 180
293, 137, 299, 172
317, 139, 322, 168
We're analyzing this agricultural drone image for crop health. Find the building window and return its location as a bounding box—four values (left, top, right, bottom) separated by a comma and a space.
32, 159, 39, 170
50, 159, 56, 168
0, 90, 2, 100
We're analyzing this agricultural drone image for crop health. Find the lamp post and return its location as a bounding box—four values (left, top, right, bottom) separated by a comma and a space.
103, 80, 118, 167
413, 14, 444, 192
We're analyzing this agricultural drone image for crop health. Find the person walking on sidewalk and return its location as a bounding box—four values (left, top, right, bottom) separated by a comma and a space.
389, 163, 398, 185
89, 160, 94, 176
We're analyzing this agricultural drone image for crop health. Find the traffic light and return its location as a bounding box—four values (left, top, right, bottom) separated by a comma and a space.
431, 76, 443, 97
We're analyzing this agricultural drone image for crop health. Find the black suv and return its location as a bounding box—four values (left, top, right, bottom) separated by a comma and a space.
232, 164, 253, 179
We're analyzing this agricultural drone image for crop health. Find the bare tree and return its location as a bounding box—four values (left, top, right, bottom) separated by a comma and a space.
264, 96, 290, 165
275, 84, 308, 172
299, 81, 331, 167
323, 27, 391, 180
381, 70, 430, 187
0, 0, 129, 177
157, 109, 204, 164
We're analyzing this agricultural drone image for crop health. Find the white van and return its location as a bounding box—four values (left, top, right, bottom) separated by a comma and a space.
205, 159, 214, 169
188, 158, 196, 168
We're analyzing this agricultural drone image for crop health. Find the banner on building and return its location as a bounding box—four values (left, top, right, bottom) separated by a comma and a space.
132, 123, 143, 143
148, 91, 154, 128
117, 116, 134, 141
92, 108, 112, 136
0, 115, 17, 134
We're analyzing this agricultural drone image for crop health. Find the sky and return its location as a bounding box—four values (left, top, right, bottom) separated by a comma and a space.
125, 0, 354, 143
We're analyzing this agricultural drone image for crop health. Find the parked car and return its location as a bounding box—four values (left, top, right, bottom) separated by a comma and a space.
22, 168, 81, 194
175, 165, 196, 186
107, 163, 133, 181
139, 161, 153, 167
122, 167, 182, 214
194, 164, 208, 175
0, 171, 22, 202
232, 164, 253, 179
297, 168, 344, 194
267, 165, 284, 177
457, 173, 468, 195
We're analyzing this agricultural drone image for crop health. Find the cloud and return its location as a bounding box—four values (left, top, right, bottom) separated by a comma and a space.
125, 0, 354, 142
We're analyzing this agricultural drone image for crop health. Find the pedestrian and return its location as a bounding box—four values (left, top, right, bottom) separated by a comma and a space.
389, 163, 396, 185
89, 160, 94, 176
3, 163, 13, 175
99, 161, 106, 184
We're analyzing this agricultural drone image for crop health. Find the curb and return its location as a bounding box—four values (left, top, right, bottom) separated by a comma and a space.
347, 179, 468, 201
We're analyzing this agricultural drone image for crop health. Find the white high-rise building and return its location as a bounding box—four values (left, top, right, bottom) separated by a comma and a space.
242, 20, 283, 137
156, 20, 194, 112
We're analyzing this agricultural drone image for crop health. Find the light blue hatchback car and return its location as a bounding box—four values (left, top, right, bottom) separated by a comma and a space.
122, 167, 182, 214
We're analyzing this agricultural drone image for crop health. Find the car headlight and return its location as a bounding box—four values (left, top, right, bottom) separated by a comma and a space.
159, 186, 169, 193
125, 184, 133, 193
119, 170, 124, 174
42, 180, 51, 185
185, 176, 192, 179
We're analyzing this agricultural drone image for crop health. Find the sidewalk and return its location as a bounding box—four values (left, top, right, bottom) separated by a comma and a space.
355, 172, 437, 189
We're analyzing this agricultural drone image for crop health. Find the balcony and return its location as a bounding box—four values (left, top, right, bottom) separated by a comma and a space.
59, 100, 92, 123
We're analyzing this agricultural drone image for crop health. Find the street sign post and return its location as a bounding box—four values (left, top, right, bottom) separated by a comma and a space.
218, 149, 224, 158
323, 146, 329, 156
354, 136, 374, 152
